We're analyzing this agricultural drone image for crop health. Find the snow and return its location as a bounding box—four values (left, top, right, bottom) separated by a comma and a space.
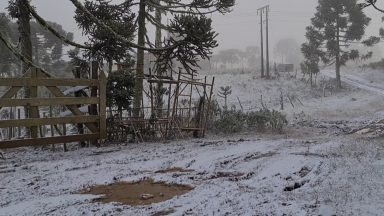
1, 68, 384, 215
322, 69, 384, 96
59, 105, 89, 117
63, 86, 88, 96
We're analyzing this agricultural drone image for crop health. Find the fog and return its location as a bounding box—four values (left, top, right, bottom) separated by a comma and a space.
0, 0, 383, 59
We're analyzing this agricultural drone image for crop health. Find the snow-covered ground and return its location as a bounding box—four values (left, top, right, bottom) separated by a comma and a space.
2, 67, 384, 216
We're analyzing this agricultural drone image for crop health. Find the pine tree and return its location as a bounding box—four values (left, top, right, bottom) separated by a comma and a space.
358, 0, 384, 13
68, 0, 235, 117
8, 0, 33, 137
131, 0, 235, 117
73, 0, 136, 74
0, 13, 17, 75
308, 0, 372, 88
301, 26, 324, 86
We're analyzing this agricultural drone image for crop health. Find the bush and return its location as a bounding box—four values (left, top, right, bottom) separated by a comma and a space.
268, 109, 288, 133
211, 107, 288, 134
213, 109, 246, 133
246, 110, 269, 130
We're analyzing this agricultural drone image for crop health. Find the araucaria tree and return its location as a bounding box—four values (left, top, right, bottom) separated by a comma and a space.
131, 0, 235, 117
301, 26, 323, 86
73, 0, 136, 73
68, 0, 235, 117
358, 0, 384, 13
306, 0, 372, 88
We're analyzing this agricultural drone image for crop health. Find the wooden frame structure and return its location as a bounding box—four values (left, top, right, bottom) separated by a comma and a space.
108, 68, 215, 142
0, 67, 107, 149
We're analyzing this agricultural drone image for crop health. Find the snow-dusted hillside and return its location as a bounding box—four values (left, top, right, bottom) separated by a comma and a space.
2, 68, 384, 216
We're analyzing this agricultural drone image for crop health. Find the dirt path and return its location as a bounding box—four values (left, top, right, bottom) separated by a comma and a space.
321, 69, 384, 96
2, 126, 384, 215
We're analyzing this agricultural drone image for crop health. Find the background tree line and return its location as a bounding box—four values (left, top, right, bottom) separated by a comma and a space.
202, 38, 302, 74
0, 12, 72, 78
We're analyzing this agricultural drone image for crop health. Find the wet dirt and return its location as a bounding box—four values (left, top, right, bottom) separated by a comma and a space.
80, 179, 193, 206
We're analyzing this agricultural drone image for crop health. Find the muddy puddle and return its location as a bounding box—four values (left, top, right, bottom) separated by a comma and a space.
80, 179, 193, 206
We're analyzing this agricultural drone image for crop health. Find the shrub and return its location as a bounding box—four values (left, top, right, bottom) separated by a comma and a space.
211, 107, 288, 134
268, 109, 288, 133
213, 109, 246, 133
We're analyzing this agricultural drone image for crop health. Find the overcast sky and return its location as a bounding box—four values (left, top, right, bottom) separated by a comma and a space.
0, 0, 383, 57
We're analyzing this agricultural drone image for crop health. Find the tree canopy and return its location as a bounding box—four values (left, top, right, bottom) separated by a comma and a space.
74, 0, 136, 71
0, 9, 72, 76
304, 0, 373, 88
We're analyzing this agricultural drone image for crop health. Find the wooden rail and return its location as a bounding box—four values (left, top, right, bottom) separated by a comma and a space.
0, 67, 107, 149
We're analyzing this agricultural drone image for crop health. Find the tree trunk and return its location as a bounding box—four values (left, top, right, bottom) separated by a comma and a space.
154, 0, 164, 118
335, 13, 342, 89
108, 58, 113, 74
133, 0, 146, 117
17, 0, 33, 137
310, 72, 313, 87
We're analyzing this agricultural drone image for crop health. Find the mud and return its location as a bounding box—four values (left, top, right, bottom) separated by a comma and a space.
80, 179, 193, 206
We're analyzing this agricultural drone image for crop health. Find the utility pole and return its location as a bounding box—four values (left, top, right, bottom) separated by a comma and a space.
265, 5, 270, 79
257, 7, 264, 78
257, 5, 270, 79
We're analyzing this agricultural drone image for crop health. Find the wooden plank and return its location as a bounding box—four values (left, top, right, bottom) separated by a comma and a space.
0, 78, 99, 87
46, 86, 91, 116
0, 116, 99, 128
44, 85, 98, 133
30, 68, 39, 139
0, 69, 30, 110
0, 87, 22, 102
179, 79, 213, 87
99, 71, 107, 139
0, 97, 100, 107
0, 133, 100, 149
203, 77, 215, 137
147, 79, 178, 84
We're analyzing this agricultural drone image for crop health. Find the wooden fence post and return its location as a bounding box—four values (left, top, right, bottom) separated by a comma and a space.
74, 67, 86, 147
90, 61, 99, 147
99, 71, 107, 139
30, 67, 39, 139
17, 108, 21, 138
62, 123, 67, 152
203, 77, 215, 137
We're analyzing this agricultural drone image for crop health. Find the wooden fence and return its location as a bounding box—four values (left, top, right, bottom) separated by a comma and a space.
0, 67, 107, 149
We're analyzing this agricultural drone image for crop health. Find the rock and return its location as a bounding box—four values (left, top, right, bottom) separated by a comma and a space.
141, 193, 155, 200
355, 128, 371, 135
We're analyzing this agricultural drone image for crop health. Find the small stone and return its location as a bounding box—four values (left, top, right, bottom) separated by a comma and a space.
141, 193, 155, 200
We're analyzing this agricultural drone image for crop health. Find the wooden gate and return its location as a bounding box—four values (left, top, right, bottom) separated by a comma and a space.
0, 67, 107, 149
